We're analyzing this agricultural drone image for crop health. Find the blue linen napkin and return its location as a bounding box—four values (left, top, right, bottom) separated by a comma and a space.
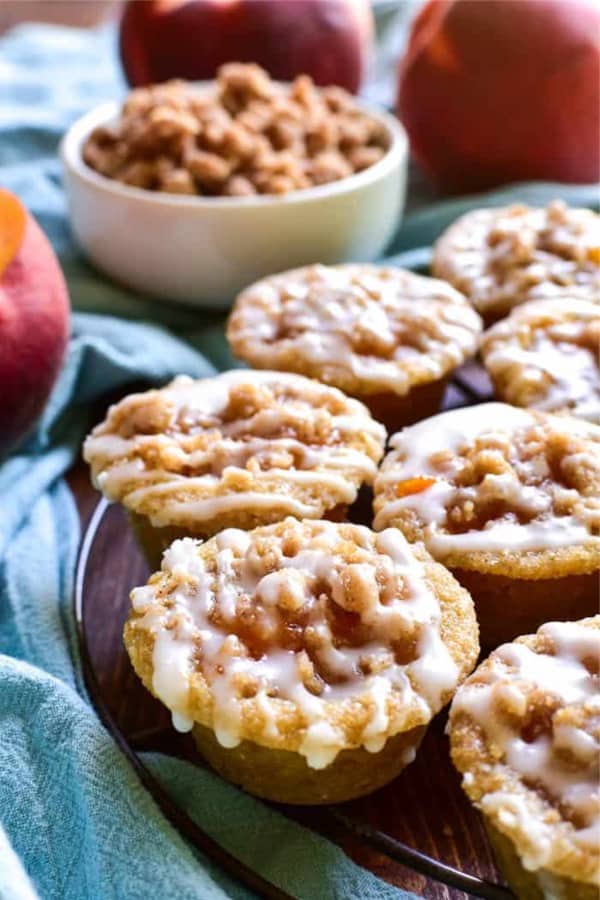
1, 22, 599, 900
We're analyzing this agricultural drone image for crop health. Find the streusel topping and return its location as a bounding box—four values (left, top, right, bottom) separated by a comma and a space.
450, 617, 600, 879
374, 403, 600, 560
82, 64, 389, 197
227, 264, 482, 396
127, 519, 472, 768
84, 371, 385, 528
433, 202, 600, 321
481, 299, 600, 423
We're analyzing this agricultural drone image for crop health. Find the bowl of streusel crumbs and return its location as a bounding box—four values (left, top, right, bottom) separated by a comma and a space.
61, 64, 407, 307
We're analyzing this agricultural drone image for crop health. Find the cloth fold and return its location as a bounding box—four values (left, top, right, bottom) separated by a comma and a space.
1, 21, 599, 900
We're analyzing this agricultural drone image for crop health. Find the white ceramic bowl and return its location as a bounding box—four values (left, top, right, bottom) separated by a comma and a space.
60, 94, 408, 309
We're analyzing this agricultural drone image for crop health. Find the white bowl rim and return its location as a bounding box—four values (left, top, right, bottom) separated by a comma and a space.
60, 86, 408, 210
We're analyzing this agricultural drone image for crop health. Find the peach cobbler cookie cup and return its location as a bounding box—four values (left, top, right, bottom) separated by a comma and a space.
227, 264, 482, 433
83, 370, 385, 569
433, 201, 600, 325
373, 403, 600, 647
481, 299, 600, 423
124, 518, 479, 804
449, 617, 600, 900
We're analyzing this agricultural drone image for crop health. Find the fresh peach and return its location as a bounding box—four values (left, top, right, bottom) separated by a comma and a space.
0, 189, 70, 456
397, 0, 600, 192
119, 0, 374, 93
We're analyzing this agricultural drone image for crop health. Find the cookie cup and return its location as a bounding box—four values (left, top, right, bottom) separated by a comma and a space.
361, 377, 450, 434
192, 721, 427, 804
374, 404, 600, 648
432, 201, 600, 325
124, 518, 479, 804
376, 513, 599, 651
485, 822, 598, 900
84, 369, 385, 569
449, 558, 597, 649
480, 298, 600, 424
449, 617, 600, 900
127, 501, 349, 571
227, 264, 481, 434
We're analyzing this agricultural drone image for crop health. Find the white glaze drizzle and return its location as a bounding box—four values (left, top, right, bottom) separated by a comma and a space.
374, 403, 600, 555
482, 299, 600, 423
434, 202, 600, 314
130, 521, 460, 768
452, 620, 600, 871
230, 264, 481, 393
84, 370, 385, 526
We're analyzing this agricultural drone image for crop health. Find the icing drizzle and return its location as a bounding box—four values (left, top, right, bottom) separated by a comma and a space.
482, 299, 600, 423
84, 370, 385, 527
451, 619, 600, 873
128, 519, 462, 769
228, 264, 482, 394
374, 403, 600, 556
434, 201, 600, 317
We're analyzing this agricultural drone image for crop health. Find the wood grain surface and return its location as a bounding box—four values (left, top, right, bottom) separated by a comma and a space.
69, 362, 511, 900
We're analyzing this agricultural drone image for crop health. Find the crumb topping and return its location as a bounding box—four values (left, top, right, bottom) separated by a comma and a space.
128, 519, 466, 768
83, 371, 385, 527
433, 202, 600, 320
227, 264, 482, 396
481, 299, 600, 423
82, 64, 389, 197
373, 403, 600, 560
449, 617, 600, 878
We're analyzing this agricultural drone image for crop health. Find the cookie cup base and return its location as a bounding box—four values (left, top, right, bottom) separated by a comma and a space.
361, 377, 448, 435
192, 722, 427, 805
452, 568, 598, 649
127, 505, 350, 571
127, 511, 212, 571
485, 821, 597, 900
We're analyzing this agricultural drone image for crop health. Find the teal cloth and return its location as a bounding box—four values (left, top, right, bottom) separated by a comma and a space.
1, 22, 599, 900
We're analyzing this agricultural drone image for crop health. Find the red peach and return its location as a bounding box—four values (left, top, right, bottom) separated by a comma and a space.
397, 0, 600, 192
0, 189, 70, 457
119, 0, 374, 93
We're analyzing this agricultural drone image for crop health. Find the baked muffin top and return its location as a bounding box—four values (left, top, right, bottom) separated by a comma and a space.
125, 518, 478, 768
449, 616, 600, 885
373, 403, 600, 576
433, 201, 600, 322
227, 264, 482, 397
83, 370, 385, 530
481, 299, 600, 423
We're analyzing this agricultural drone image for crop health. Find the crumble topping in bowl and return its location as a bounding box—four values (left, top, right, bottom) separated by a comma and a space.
82, 64, 390, 197
125, 518, 477, 768
83, 370, 385, 530
227, 263, 482, 396
481, 299, 600, 423
373, 403, 600, 571
449, 616, 600, 881
433, 201, 600, 322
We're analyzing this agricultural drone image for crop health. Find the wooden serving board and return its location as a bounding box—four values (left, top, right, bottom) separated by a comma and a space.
69, 361, 512, 900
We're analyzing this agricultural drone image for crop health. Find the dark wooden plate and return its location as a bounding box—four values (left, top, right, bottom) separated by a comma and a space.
72, 361, 515, 900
